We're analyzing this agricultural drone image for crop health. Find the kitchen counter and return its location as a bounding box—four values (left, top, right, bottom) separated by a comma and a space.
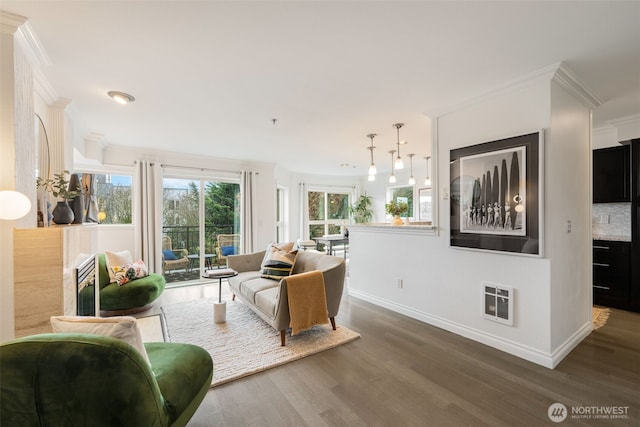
593, 234, 632, 242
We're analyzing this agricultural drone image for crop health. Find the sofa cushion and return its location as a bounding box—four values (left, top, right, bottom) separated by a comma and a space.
50, 315, 150, 364
221, 245, 237, 256
260, 242, 294, 270
162, 249, 178, 260
239, 277, 279, 304
254, 287, 279, 318
261, 245, 297, 280
105, 249, 133, 282
111, 259, 149, 286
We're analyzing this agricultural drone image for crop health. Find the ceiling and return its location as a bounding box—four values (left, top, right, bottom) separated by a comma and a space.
4, 1, 640, 176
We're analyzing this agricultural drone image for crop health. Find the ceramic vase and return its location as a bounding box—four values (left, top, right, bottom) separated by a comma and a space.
52, 201, 74, 224
68, 173, 84, 224
392, 215, 404, 226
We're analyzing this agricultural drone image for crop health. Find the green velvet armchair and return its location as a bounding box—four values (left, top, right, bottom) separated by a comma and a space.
0, 333, 213, 427
98, 253, 166, 314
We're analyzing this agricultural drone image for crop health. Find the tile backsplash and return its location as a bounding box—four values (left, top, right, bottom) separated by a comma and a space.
592, 203, 632, 240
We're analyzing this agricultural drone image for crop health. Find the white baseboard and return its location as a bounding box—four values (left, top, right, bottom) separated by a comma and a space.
347, 288, 588, 369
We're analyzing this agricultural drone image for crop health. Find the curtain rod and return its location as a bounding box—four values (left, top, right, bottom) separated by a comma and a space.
159, 163, 242, 175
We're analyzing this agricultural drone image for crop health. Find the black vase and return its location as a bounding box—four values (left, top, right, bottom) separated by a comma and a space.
52, 201, 74, 224
68, 174, 84, 224
70, 195, 84, 224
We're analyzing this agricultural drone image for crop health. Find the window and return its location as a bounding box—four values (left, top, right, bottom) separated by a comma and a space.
162, 176, 241, 285
387, 186, 414, 219
307, 190, 350, 238
76, 173, 133, 224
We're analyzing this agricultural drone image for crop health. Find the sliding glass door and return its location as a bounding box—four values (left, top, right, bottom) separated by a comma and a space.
162, 176, 240, 285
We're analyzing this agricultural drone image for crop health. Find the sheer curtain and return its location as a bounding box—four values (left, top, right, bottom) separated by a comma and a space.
299, 182, 308, 239
134, 161, 162, 273
240, 170, 256, 253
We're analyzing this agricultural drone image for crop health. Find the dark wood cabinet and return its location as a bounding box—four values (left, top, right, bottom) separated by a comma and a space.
593, 240, 632, 310
593, 145, 631, 202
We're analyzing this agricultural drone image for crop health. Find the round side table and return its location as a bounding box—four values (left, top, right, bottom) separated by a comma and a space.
202, 269, 238, 323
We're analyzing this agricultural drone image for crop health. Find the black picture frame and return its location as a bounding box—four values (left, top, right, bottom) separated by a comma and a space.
450, 131, 543, 256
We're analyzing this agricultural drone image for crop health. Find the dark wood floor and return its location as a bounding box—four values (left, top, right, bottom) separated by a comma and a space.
162, 283, 639, 426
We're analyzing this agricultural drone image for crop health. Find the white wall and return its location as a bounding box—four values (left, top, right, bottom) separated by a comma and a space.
548, 81, 593, 352
349, 70, 593, 368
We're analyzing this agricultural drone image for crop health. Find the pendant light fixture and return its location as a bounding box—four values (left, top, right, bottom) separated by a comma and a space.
388, 150, 397, 183
407, 154, 416, 185
393, 123, 406, 170
366, 133, 377, 181
424, 156, 432, 186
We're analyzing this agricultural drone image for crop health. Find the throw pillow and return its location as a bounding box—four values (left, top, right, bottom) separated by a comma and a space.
260, 242, 295, 270
261, 245, 298, 280
105, 250, 133, 283
162, 249, 178, 261
221, 245, 236, 256
50, 315, 150, 364
111, 260, 149, 286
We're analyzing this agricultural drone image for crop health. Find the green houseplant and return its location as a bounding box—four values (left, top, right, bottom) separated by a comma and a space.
385, 200, 408, 225
36, 170, 81, 224
349, 194, 374, 224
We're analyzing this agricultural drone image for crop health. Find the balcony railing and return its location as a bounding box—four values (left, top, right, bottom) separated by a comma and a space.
162, 224, 236, 255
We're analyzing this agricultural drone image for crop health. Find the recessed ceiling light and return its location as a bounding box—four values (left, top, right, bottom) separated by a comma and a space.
107, 91, 135, 104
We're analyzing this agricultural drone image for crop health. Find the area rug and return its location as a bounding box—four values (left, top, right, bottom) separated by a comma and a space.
161, 298, 360, 387
592, 306, 611, 330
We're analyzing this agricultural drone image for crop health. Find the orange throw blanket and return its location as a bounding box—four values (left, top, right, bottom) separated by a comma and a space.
286, 270, 329, 335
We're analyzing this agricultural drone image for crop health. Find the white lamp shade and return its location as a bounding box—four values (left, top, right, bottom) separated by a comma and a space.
368, 164, 377, 175
0, 191, 31, 220
368, 174, 376, 182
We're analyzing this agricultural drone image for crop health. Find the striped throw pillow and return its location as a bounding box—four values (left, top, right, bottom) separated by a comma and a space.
261, 246, 298, 280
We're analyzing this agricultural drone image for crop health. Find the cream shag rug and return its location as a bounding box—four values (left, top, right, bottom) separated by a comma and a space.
592, 306, 611, 330
161, 298, 360, 387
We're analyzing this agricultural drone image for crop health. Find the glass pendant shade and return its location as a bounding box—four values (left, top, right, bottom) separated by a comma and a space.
407, 154, 415, 185
368, 173, 376, 182
366, 134, 377, 178
394, 156, 404, 170
389, 174, 396, 183
424, 156, 431, 186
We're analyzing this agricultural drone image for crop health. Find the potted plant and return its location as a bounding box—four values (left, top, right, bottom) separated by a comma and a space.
385, 200, 408, 226
36, 170, 80, 224
349, 194, 374, 224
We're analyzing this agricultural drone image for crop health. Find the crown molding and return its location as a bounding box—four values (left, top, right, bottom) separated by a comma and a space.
592, 125, 617, 137
552, 62, 601, 109
426, 63, 560, 119
0, 10, 27, 35
1, 12, 52, 68
34, 68, 58, 104
427, 62, 601, 119
608, 114, 640, 128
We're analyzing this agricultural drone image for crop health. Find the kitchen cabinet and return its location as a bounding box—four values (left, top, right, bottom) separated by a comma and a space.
593, 240, 632, 310
593, 145, 631, 203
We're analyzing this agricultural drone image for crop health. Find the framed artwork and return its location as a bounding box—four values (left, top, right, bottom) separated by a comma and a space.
450, 131, 543, 256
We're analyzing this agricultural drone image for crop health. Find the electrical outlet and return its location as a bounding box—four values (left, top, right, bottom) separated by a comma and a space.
396, 278, 403, 289
566, 220, 572, 233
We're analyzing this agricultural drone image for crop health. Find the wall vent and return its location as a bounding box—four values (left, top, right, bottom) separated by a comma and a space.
482, 281, 514, 326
